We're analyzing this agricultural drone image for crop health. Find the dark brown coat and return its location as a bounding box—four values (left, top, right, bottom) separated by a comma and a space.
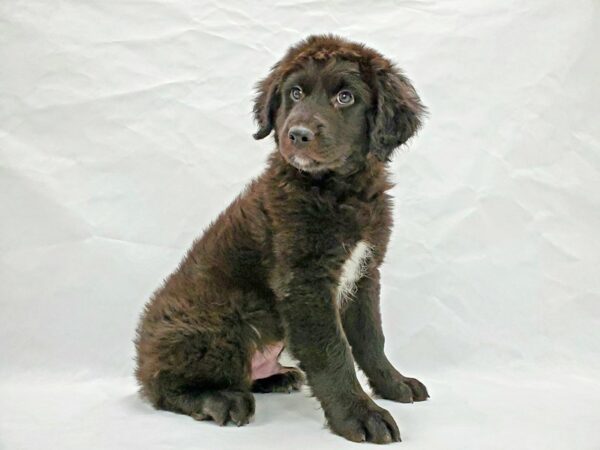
135, 34, 428, 444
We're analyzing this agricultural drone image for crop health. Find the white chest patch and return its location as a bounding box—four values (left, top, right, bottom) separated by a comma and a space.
336, 240, 374, 307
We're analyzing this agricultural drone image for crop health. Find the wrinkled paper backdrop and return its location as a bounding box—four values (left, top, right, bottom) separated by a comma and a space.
1, 1, 599, 449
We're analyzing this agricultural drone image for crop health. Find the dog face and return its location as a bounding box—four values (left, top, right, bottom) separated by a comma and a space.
275, 59, 372, 173
253, 35, 425, 172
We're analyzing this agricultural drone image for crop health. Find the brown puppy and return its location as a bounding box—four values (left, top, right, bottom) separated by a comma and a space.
135, 34, 428, 444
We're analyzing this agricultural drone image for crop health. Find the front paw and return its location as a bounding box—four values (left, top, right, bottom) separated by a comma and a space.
372, 375, 429, 403
326, 398, 400, 444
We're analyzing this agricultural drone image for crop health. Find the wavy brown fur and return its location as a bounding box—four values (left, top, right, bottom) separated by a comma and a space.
135, 34, 428, 444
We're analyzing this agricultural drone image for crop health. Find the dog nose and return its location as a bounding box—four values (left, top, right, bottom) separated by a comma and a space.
288, 126, 314, 148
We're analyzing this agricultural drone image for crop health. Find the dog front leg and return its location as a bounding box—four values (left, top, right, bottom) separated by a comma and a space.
342, 268, 429, 403
278, 274, 400, 444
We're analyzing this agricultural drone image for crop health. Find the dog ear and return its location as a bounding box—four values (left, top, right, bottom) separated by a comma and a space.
369, 66, 425, 161
253, 65, 281, 140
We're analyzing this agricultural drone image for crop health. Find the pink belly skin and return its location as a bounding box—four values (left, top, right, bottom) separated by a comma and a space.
250, 342, 286, 380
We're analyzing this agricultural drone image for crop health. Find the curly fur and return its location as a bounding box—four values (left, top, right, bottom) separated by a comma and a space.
135, 34, 429, 444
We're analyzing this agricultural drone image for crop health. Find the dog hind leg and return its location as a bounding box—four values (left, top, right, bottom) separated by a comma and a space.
251, 367, 305, 393
159, 384, 255, 426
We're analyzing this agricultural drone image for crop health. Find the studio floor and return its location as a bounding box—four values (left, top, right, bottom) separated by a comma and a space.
2, 365, 598, 450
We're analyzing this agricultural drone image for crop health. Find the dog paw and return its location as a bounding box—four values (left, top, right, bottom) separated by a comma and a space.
372, 375, 429, 403
327, 399, 400, 444
252, 367, 305, 393
402, 377, 429, 401
191, 390, 255, 426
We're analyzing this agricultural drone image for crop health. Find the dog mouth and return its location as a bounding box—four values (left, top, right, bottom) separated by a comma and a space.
290, 155, 319, 171
284, 151, 348, 174
279, 138, 345, 174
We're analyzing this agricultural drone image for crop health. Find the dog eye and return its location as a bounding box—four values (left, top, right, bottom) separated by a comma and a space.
290, 86, 304, 102
336, 90, 354, 106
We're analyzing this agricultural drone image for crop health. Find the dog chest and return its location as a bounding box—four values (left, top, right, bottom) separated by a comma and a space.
335, 240, 373, 307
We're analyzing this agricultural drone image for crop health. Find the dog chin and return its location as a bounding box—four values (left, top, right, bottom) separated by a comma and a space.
289, 155, 324, 173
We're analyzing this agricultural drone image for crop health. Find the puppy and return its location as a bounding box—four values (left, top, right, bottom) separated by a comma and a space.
135, 34, 428, 444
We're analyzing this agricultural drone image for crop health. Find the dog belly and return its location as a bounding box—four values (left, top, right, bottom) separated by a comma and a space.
250, 341, 285, 380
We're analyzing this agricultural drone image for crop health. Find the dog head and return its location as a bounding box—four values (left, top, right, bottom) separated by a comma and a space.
253, 34, 425, 173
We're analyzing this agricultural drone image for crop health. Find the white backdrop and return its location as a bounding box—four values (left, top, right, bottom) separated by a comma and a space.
1, 1, 599, 449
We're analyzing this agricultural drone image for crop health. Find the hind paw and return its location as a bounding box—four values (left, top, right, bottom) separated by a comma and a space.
191, 390, 255, 426
251, 367, 305, 393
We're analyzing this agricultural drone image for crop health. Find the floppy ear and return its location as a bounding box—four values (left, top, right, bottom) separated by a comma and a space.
369, 66, 425, 161
252, 65, 281, 140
